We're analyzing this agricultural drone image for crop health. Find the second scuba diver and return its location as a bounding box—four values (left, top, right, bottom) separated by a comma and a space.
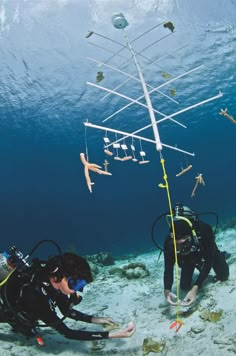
0, 245, 135, 345
163, 204, 229, 306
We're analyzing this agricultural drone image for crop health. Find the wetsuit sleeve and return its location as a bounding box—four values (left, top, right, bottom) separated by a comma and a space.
194, 223, 216, 288
54, 292, 93, 323
21, 289, 109, 340
51, 318, 110, 341
44, 310, 109, 340
163, 237, 175, 290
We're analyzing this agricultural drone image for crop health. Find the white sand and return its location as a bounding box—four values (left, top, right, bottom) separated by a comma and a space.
0, 229, 235, 355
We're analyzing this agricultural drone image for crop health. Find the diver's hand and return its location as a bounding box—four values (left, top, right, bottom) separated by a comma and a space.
91, 316, 118, 326
181, 285, 199, 306
108, 322, 136, 339
165, 290, 178, 306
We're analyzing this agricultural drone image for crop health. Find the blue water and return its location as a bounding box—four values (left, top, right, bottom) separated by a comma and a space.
0, 0, 235, 258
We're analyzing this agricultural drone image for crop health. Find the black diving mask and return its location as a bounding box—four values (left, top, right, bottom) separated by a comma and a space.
175, 235, 193, 255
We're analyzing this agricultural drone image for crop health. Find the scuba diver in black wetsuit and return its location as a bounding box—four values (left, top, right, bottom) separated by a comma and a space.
0, 241, 135, 344
151, 204, 229, 307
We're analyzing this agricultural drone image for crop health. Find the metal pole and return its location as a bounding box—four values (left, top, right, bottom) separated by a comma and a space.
122, 28, 162, 151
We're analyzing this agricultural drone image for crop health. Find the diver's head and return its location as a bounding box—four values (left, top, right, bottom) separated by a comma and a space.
46, 253, 93, 293
170, 220, 193, 255
173, 203, 197, 221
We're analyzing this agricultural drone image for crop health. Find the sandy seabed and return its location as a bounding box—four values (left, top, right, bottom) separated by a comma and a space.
0, 228, 235, 356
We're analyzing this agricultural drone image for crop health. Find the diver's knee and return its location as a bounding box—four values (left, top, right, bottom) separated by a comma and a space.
219, 271, 229, 282
217, 267, 229, 282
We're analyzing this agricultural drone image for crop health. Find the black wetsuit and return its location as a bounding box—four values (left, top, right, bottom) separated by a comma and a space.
0, 270, 109, 340
164, 221, 229, 290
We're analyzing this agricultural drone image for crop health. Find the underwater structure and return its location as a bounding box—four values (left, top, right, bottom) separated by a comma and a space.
81, 13, 224, 334
82, 13, 222, 196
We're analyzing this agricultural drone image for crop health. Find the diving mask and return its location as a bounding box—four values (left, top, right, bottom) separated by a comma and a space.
175, 235, 193, 256
67, 277, 87, 292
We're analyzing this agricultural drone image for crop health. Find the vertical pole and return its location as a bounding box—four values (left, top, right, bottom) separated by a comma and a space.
122, 29, 163, 152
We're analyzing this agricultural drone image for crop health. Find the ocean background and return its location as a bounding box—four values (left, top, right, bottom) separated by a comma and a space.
0, 0, 235, 258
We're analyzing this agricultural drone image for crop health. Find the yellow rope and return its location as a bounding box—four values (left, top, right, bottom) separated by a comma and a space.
159, 156, 182, 324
